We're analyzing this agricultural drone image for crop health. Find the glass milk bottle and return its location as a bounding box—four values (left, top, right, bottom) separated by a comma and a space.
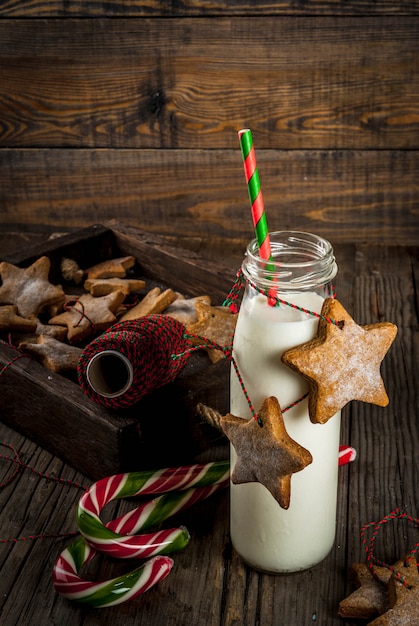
230, 231, 340, 573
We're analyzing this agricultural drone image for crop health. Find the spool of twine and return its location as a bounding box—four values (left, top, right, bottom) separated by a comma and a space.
77, 315, 190, 409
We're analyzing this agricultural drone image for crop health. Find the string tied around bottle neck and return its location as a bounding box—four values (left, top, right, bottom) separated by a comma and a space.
223, 268, 341, 327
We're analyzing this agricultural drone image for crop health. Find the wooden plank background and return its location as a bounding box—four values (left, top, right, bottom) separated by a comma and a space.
0, 3, 418, 245
2, 0, 419, 16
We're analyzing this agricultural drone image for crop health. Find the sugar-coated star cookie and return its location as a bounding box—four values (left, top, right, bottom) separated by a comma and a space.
0, 256, 65, 320
86, 256, 135, 279
35, 321, 68, 341
84, 277, 146, 297
281, 298, 397, 424
49, 291, 125, 344
164, 294, 211, 326
186, 302, 237, 363
220, 396, 312, 509
0, 305, 37, 333
119, 287, 177, 321
19, 334, 82, 372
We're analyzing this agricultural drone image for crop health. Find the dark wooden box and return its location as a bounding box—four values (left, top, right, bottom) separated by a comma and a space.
0, 222, 236, 479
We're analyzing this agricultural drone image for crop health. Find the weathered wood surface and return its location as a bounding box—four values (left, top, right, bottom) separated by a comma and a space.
0, 232, 417, 626
1, 18, 417, 150
0, 12, 418, 245
1, 149, 418, 246
1, 0, 419, 16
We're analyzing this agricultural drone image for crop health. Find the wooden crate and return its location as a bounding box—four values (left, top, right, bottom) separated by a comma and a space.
0, 222, 237, 479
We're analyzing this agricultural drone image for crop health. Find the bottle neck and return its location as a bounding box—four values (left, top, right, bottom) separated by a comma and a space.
242, 231, 338, 296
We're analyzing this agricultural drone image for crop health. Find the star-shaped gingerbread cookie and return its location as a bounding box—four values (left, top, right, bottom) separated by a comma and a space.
164, 294, 211, 326
338, 562, 391, 620
86, 256, 135, 279
84, 277, 146, 297
187, 302, 238, 363
219, 396, 312, 509
49, 291, 125, 344
281, 298, 397, 424
0, 305, 37, 333
0, 256, 65, 320
369, 557, 419, 625
19, 334, 82, 372
119, 287, 177, 321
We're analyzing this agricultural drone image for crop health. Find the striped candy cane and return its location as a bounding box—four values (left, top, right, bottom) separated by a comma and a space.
53, 537, 173, 608
77, 462, 230, 557
53, 461, 229, 607
338, 445, 357, 466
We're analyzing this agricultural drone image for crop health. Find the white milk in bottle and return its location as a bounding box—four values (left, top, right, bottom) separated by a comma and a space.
229, 231, 340, 573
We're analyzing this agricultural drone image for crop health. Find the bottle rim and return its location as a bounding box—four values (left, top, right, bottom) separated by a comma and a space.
242, 231, 338, 290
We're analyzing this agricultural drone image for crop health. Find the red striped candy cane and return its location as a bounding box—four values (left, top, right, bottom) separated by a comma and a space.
53, 461, 229, 607
339, 445, 357, 466
53, 538, 173, 608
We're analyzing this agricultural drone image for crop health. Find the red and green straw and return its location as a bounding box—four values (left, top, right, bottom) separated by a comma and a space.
238, 129, 276, 303
238, 129, 272, 261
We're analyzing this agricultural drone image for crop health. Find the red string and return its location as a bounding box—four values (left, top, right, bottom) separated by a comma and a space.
222, 269, 243, 313
0, 441, 87, 544
0, 337, 32, 376
0, 531, 80, 544
64, 297, 96, 332
282, 393, 309, 413
360, 508, 419, 587
180, 333, 310, 428
223, 269, 341, 326
221, 269, 341, 425
0, 442, 23, 487
0, 442, 88, 491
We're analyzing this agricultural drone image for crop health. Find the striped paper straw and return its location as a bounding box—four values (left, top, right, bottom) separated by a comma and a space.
238, 129, 272, 261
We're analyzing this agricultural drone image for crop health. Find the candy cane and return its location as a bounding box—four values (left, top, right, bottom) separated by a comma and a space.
77, 462, 230, 558
53, 537, 173, 608
53, 461, 229, 607
338, 445, 357, 466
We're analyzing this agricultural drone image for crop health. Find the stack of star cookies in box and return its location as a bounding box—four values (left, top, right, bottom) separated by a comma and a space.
0, 254, 237, 374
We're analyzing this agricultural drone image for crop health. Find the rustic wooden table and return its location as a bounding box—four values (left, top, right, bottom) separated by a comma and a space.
0, 231, 417, 626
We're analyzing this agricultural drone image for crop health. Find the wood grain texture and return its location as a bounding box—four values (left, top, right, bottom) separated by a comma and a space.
0, 17, 418, 149
0, 0, 416, 617
2, 0, 419, 16
1, 149, 418, 245
0, 236, 416, 626
0, 224, 234, 479
346, 245, 419, 568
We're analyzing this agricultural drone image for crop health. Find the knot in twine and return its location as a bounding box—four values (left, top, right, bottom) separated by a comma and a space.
77, 315, 189, 409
